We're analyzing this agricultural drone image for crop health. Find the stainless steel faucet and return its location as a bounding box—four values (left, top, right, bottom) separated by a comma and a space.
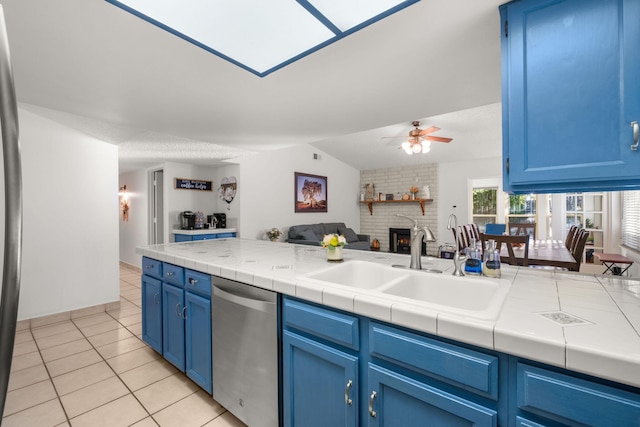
396, 214, 435, 270
447, 214, 467, 276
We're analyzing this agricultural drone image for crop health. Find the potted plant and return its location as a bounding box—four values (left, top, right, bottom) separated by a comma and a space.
266, 228, 282, 242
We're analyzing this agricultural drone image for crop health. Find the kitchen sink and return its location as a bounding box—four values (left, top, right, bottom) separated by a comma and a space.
379, 274, 510, 319
303, 260, 406, 290
298, 260, 511, 320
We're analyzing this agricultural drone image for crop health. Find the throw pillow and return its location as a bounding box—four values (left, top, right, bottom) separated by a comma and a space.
339, 227, 360, 243
299, 230, 318, 241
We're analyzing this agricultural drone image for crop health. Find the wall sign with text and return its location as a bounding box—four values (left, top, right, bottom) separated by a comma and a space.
175, 178, 213, 191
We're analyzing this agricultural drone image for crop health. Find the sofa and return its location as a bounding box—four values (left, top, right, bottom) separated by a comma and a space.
287, 222, 371, 251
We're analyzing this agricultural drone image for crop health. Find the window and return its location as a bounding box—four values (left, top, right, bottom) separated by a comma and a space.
472, 187, 498, 230
622, 191, 640, 251
506, 194, 537, 238
565, 192, 605, 263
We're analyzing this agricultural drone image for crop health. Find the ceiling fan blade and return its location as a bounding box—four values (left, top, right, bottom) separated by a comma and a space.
418, 126, 440, 136
425, 135, 453, 143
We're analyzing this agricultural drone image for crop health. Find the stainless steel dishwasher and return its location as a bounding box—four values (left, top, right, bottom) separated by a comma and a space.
211, 276, 279, 427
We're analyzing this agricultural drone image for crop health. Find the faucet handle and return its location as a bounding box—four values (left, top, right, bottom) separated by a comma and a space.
396, 214, 419, 230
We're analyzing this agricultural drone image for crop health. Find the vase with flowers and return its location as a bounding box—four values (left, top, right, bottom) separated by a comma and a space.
266, 227, 282, 242
409, 186, 419, 200
321, 233, 347, 262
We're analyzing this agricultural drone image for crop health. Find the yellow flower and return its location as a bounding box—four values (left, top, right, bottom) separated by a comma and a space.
321, 233, 348, 248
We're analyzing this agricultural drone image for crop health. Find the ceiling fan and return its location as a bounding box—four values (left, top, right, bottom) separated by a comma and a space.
396, 121, 453, 155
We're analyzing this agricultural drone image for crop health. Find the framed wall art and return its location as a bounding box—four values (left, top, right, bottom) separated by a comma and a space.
294, 172, 327, 213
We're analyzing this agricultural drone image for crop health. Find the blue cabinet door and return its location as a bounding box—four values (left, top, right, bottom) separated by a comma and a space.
283, 331, 358, 427
141, 275, 162, 354
185, 291, 212, 394
174, 234, 192, 242
162, 283, 185, 371
367, 363, 497, 427
501, 0, 640, 193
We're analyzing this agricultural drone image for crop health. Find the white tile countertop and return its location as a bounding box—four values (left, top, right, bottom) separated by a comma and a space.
136, 238, 640, 389
170, 228, 237, 235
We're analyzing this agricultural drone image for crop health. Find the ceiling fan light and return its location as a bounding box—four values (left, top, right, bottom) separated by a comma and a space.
403, 146, 414, 155
411, 143, 422, 154
421, 140, 431, 149
421, 146, 431, 154
401, 141, 411, 151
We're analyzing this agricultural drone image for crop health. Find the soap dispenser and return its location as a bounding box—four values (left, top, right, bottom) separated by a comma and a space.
483, 240, 501, 278
464, 238, 483, 275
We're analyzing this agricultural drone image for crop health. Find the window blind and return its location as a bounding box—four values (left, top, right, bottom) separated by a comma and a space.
622, 191, 640, 251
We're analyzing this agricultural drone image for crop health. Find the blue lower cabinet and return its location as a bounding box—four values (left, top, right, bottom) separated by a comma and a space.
282, 297, 500, 427
185, 291, 212, 394
174, 232, 236, 242
367, 363, 497, 427
282, 330, 358, 427
141, 275, 162, 353
174, 234, 192, 242
157, 265, 213, 393
162, 282, 185, 371
516, 363, 640, 426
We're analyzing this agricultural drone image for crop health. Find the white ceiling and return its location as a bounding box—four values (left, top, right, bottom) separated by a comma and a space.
2, 0, 505, 173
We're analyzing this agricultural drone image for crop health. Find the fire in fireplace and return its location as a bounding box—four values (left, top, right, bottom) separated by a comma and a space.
389, 228, 426, 255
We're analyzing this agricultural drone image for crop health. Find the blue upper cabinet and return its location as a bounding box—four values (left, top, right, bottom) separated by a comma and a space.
500, 0, 640, 193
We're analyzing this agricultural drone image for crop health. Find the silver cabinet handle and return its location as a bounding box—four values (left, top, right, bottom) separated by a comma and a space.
631, 121, 639, 151
182, 306, 187, 319
188, 278, 198, 286
368, 390, 377, 417
144, 264, 153, 269
175, 303, 182, 317
345, 380, 353, 406
153, 292, 159, 305
166, 271, 174, 277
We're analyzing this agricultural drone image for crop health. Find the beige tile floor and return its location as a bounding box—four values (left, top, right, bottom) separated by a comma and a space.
2, 265, 247, 427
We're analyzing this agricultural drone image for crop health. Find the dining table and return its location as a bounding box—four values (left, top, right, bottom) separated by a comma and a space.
498, 239, 577, 269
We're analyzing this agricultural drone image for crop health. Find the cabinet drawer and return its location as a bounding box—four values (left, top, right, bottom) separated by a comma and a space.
517, 363, 640, 426
283, 297, 359, 351
162, 263, 184, 287
192, 234, 212, 241
184, 269, 211, 297
369, 322, 499, 400
142, 257, 162, 279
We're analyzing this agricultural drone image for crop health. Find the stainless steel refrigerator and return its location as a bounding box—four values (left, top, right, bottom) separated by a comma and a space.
0, 4, 23, 421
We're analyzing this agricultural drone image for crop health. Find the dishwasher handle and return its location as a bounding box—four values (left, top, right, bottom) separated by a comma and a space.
213, 284, 276, 314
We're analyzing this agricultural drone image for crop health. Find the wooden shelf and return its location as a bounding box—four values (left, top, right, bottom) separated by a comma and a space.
359, 199, 432, 216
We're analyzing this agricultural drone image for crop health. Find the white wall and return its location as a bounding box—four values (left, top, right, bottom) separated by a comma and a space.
16, 108, 119, 320
163, 162, 219, 240
237, 144, 361, 240
438, 156, 502, 248
212, 164, 240, 231
118, 169, 149, 268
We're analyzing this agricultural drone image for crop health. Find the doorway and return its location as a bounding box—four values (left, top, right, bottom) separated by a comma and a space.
150, 169, 164, 244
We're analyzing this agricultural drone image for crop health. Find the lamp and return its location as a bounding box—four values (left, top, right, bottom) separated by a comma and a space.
119, 185, 129, 221
402, 136, 431, 155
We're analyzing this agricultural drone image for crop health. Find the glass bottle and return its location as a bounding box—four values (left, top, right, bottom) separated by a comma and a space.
483, 240, 501, 278
464, 238, 483, 275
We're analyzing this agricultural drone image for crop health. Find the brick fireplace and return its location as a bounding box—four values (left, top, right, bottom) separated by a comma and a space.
389, 228, 426, 255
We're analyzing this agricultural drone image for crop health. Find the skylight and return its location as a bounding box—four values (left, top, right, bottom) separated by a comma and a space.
106, 0, 419, 77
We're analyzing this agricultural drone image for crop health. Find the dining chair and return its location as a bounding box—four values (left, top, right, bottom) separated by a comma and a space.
565, 225, 578, 249
480, 232, 530, 266
469, 223, 480, 241
485, 223, 506, 235
570, 229, 589, 271
453, 225, 470, 252
509, 222, 536, 239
